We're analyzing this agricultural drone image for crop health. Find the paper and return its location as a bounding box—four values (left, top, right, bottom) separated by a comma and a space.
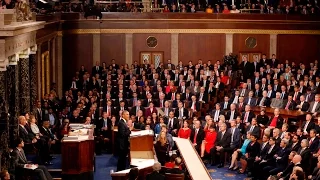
130, 130, 154, 137
24, 164, 37, 170
156, 108, 165, 116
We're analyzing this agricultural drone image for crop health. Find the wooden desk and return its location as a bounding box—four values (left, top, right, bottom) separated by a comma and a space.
252, 107, 307, 126
111, 130, 155, 180
61, 125, 95, 180
112, 127, 118, 155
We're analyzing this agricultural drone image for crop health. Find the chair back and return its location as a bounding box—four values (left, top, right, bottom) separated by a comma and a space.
165, 173, 185, 180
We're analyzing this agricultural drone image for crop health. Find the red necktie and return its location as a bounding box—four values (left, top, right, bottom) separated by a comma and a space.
309, 139, 313, 145
244, 112, 248, 122
160, 101, 163, 108
193, 103, 196, 110
193, 130, 198, 144
171, 93, 175, 100
285, 101, 290, 110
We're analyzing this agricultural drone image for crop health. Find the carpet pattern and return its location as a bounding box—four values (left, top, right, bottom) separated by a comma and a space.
41, 154, 248, 180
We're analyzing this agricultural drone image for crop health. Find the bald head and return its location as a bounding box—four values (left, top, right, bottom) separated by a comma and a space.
292, 155, 302, 164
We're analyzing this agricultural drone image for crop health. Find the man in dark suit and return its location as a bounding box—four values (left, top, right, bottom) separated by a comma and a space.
296, 95, 310, 111
190, 120, 205, 153
211, 123, 231, 167
117, 111, 131, 171
308, 129, 319, 153
92, 61, 102, 76
257, 90, 271, 107
146, 162, 165, 180
130, 100, 145, 116
240, 56, 253, 82
302, 114, 315, 135
18, 116, 36, 144
246, 118, 261, 139
277, 154, 303, 180
12, 138, 53, 180
174, 102, 189, 120
167, 112, 180, 136
242, 105, 255, 124
283, 95, 297, 110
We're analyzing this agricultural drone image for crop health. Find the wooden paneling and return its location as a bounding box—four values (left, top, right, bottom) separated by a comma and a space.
277, 35, 320, 64
178, 34, 226, 64
233, 34, 270, 58
62, 34, 93, 90
100, 34, 126, 66
132, 34, 171, 64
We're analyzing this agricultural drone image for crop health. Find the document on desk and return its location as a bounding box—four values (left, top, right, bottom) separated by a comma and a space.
24, 164, 38, 170
130, 130, 154, 137
173, 137, 212, 180
112, 159, 155, 174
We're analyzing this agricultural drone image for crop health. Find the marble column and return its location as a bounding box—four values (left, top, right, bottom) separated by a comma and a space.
0, 72, 5, 100
225, 34, 233, 55
125, 33, 133, 66
19, 58, 30, 114
93, 34, 101, 66
171, 33, 179, 65
6, 65, 20, 144
269, 34, 277, 57
29, 54, 37, 112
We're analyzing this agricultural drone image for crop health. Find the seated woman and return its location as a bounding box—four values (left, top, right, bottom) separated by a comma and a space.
178, 121, 191, 139
229, 131, 252, 171
239, 134, 260, 174
154, 117, 165, 135
165, 81, 175, 94
257, 109, 269, 128
29, 115, 42, 138
200, 124, 217, 158
154, 131, 169, 166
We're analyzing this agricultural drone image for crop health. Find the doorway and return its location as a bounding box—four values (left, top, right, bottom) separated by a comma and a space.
140, 52, 164, 68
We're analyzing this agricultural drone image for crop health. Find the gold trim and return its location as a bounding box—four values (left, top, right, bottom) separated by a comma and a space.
58, 29, 320, 35
46, 52, 50, 94
41, 51, 50, 97
82, 18, 320, 23
146, 36, 158, 48
245, 37, 257, 49
41, 52, 46, 98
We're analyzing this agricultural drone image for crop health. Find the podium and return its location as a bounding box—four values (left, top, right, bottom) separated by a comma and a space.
61, 124, 95, 180
111, 130, 155, 180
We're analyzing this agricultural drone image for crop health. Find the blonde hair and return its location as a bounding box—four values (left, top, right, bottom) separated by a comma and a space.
158, 131, 167, 146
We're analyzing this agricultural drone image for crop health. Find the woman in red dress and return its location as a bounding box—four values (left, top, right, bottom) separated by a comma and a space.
200, 124, 217, 158
220, 71, 229, 85
165, 81, 176, 94
178, 121, 191, 139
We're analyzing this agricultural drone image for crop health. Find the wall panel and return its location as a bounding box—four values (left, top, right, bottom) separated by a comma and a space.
277, 35, 320, 64
100, 34, 126, 66
62, 34, 93, 90
178, 34, 226, 64
132, 34, 171, 64
233, 34, 270, 58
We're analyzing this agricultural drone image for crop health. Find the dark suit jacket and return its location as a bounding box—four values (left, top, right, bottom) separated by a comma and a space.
117, 118, 131, 151
257, 97, 271, 107
246, 125, 261, 139
18, 125, 34, 144
301, 121, 315, 133
229, 128, 241, 149
130, 106, 145, 116
215, 131, 231, 148
241, 111, 255, 123
225, 110, 240, 121
308, 101, 320, 112
146, 171, 165, 180
167, 117, 180, 130
190, 128, 205, 146
12, 148, 28, 170
297, 101, 310, 111
309, 137, 319, 153
244, 97, 257, 106
220, 101, 231, 111
174, 108, 189, 119
282, 100, 297, 110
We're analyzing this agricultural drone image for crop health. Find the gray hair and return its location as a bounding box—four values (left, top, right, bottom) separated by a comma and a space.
153, 162, 161, 171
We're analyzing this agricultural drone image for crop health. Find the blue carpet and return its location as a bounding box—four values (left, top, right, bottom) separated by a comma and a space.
28, 154, 248, 180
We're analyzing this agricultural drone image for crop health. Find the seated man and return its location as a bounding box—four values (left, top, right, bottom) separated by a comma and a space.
146, 162, 165, 180
12, 138, 53, 180
210, 123, 231, 168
